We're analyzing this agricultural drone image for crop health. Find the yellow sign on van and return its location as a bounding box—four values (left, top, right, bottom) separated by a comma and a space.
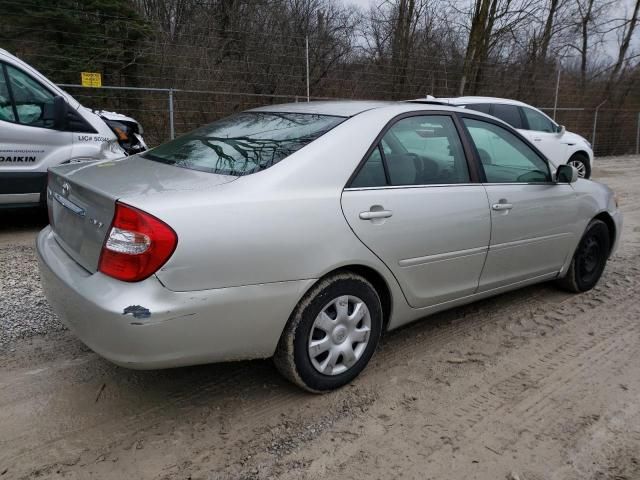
81, 72, 102, 88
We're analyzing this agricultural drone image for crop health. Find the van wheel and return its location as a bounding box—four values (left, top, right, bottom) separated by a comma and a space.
274, 272, 382, 393
567, 153, 591, 179
556, 219, 610, 293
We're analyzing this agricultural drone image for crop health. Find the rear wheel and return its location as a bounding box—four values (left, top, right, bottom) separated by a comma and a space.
274, 272, 383, 392
556, 219, 610, 293
567, 153, 591, 179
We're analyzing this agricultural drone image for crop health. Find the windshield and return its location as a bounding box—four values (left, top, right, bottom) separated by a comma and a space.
143, 112, 345, 176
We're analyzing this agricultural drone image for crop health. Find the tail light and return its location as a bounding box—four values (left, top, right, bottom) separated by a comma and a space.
98, 202, 177, 282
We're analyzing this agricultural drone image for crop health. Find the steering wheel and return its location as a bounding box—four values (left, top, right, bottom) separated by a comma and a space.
407, 152, 440, 183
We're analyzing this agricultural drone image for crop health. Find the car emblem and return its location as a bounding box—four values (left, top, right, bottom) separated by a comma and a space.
62, 182, 70, 197
89, 218, 104, 229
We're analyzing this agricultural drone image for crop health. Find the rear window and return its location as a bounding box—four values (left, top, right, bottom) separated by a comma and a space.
143, 112, 344, 176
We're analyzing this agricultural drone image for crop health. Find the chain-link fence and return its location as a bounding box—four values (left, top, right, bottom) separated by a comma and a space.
58, 84, 327, 146
56, 79, 640, 156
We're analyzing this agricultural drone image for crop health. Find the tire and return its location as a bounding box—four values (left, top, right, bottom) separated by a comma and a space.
274, 272, 383, 393
567, 153, 591, 179
556, 219, 610, 293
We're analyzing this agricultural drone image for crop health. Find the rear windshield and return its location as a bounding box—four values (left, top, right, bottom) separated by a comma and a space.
143, 112, 345, 176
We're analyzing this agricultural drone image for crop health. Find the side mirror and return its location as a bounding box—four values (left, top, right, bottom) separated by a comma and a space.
556, 164, 578, 183
52, 96, 69, 130
556, 124, 566, 136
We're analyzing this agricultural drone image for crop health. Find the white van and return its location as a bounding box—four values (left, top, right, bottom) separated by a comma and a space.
0, 49, 146, 207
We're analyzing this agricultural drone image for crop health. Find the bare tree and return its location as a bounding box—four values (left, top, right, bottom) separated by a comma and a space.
606, 0, 640, 91
458, 0, 538, 95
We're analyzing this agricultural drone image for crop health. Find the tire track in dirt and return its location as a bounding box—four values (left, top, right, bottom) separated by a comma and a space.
1, 199, 638, 480
296, 310, 639, 480
251, 253, 640, 480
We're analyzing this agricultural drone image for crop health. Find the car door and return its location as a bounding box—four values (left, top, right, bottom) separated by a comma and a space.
0, 62, 72, 201
519, 106, 567, 169
341, 113, 491, 308
460, 116, 580, 292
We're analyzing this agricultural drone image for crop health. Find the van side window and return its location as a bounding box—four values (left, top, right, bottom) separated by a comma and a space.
0, 65, 16, 122
5, 64, 55, 128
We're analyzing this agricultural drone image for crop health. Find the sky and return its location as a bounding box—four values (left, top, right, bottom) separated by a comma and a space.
345, 0, 374, 7
342, 0, 638, 12
340, 0, 639, 61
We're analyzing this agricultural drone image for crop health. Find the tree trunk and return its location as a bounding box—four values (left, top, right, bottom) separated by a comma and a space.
459, 0, 488, 95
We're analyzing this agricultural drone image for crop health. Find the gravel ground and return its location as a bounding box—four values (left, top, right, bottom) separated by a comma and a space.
0, 155, 639, 480
0, 245, 63, 347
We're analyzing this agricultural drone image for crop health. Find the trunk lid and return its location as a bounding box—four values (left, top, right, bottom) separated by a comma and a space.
48, 155, 237, 272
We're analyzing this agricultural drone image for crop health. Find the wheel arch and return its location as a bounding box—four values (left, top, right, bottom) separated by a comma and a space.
593, 211, 616, 256
300, 264, 393, 332
570, 150, 591, 161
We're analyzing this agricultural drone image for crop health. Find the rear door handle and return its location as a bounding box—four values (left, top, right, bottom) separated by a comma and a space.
491, 203, 513, 211
359, 210, 393, 220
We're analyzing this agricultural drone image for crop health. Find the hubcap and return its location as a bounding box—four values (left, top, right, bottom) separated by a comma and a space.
308, 295, 371, 376
568, 160, 587, 178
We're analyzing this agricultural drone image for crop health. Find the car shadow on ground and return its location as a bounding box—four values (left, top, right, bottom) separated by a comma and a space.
0, 206, 48, 234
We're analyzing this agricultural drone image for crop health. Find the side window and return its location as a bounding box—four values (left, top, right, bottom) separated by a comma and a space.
463, 118, 551, 183
522, 107, 555, 133
0, 65, 16, 122
351, 146, 387, 188
491, 104, 523, 129
382, 115, 470, 185
461, 103, 491, 114
5, 64, 54, 128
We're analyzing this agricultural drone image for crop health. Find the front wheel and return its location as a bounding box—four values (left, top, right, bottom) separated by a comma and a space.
556, 219, 610, 293
567, 153, 591, 179
274, 273, 383, 392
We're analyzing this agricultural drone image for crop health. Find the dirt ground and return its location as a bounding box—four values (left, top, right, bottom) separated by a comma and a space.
1, 156, 639, 480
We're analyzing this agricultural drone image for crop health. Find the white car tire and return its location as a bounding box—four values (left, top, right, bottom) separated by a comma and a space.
568, 153, 591, 179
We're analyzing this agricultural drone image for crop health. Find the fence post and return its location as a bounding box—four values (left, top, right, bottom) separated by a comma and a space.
636, 112, 640, 155
168, 88, 175, 140
552, 69, 560, 120
592, 100, 607, 154
305, 36, 310, 102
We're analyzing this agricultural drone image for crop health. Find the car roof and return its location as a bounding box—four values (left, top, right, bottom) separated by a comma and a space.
248, 100, 395, 117
248, 100, 479, 118
440, 96, 530, 107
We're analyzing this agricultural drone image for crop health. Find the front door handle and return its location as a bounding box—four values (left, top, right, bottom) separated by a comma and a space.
359, 210, 393, 220
492, 202, 513, 211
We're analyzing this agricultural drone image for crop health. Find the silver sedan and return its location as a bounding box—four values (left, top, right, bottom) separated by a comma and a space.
37, 101, 622, 392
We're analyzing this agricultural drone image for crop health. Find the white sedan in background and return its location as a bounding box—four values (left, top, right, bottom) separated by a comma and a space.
441, 96, 594, 178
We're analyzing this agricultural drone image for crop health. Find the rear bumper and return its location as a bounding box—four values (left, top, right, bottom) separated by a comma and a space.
0, 172, 46, 206
37, 226, 313, 369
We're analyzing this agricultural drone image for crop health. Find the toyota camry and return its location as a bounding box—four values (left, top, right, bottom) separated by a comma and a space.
37, 100, 622, 392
